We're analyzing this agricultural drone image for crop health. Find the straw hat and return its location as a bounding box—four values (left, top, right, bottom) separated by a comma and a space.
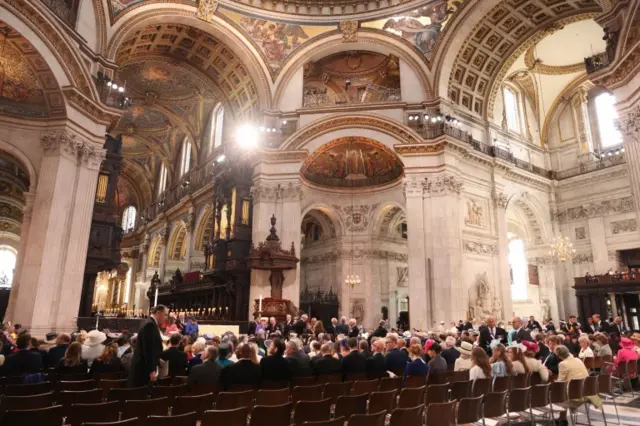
456, 341, 473, 356
85, 330, 107, 347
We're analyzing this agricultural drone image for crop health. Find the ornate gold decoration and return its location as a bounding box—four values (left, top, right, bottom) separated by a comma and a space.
395, 143, 445, 155
524, 45, 586, 75
549, 235, 576, 263
339, 20, 358, 43
197, 0, 219, 23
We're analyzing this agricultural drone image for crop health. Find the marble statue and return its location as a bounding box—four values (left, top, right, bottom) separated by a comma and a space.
465, 200, 485, 227
468, 272, 494, 321
541, 299, 551, 322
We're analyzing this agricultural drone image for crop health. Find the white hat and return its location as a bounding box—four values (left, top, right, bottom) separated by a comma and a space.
85, 330, 107, 347
455, 341, 473, 356
440, 321, 445, 324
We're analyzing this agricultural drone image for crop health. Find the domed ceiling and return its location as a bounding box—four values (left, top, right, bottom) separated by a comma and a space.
301, 137, 404, 188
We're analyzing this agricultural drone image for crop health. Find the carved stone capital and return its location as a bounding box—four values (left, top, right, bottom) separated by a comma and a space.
40, 131, 82, 158
280, 182, 304, 202
425, 175, 462, 196
80, 144, 107, 170
251, 183, 278, 204
339, 20, 358, 43
197, 0, 218, 23
159, 224, 170, 247
402, 176, 425, 198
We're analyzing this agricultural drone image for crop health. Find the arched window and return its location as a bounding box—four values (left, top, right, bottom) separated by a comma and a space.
157, 163, 168, 197
121, 205, 137, 232
180, 138, 192, 176
508, 238, 528, 300
210, 105, 224, 152
503, 86, 520, 133
0, 246, 17, 288
595, 92, 623, 148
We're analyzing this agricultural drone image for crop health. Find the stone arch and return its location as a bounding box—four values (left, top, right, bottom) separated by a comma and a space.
300, 203, 344, 239
371, 202, 407, 238
506, 192, 551, 246
148, 235, 162, 268
0, 138, 38, 193
274, 30, 432, 108
105, 7, 272, 110
168, 222, 187, 260
281, 113, 423, 152
194, 204, 214, 251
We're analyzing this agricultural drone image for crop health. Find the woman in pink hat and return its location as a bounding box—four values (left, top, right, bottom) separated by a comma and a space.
614, 337, 638, 378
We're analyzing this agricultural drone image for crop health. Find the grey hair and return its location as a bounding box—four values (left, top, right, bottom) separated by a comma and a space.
287, 338, 302, 352
554, 345, 571, 360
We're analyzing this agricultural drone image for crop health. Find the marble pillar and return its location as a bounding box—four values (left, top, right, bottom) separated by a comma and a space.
279, 181, 302, 306
184, 207, 195, 272
158, 224, 169, 283
493, 191, 514, 319
588, 217, 608, 272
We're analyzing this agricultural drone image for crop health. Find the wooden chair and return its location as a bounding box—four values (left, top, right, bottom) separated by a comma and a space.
322, 382, 350, 405
151, 384, 188, 406
58, 373, 91, 382
99, 378, 128, 399
388, 406, 423, 426
216, 390, 255, 410
2, 405, 63, 426
260, 380, 289, 390
202, 407, 249, 426
57, 379, 97, 392
173, 393, 215, 418
368, 390, 396, 414
301, 417, 345, 426
255, 388, 290, 406
546, 381, 569, 420
471, 377, 492, 397
397, 386, 425, 409
390, 368, 405, 379
95, 372, 125, 381
83, 420, 139, 426
347, 410, 386, 426
316, 374, 342, 385
530, 372, 543, 386
403, 375, 426, 389
598, 374, 620, 425
583, 357, 596, 371
425, 400, 456, 425
292, 384, 324, 406
292, 398, 332, 426
425, 382, 450, 407
453, 370, 470, 382
147, 412, 199, 426
4, 382, 52, 396
627, 359, 638, 396
249, 403, 293, 426
351, 379, 378, 395
121, 397, 170, 422
0, 392, 54, 411
450, 380, 472, 401
58, 389, 103, 415
107, 386, 148, 403
345, 373, 367, 382
511, 373, 531, 390
492, 375, 511, 392
334, 393, 368, 419
158, 377, 175, 386
579, 376, 599, 425
378, 377, 402, 392
187, 383, 217, 396
292, 377, 317, 387
229, 384, 258, 392
480, 391, 508, 423
455, 396, 484, 424
68, 401, 120, 426
506, 387, 532, 423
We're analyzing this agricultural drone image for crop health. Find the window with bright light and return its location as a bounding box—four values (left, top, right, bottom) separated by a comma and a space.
211, 105, 224, 151
157, 163, 168, 197
121, 205, 137, 232
509, 238, 528, 300
595, 92, 623, 148
503, 86, 520, 133
180, 138, 191, 176
0, 247, 17, 288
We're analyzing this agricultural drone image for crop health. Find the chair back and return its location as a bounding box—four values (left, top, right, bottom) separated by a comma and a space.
597, 374, 613, 394
4, 382, 52, 396
403, 375, 426, 389
187, 382, 217, 396
202, 407, 249, 426
398, 385, 425, 409
58, 389, 103, 414
173, 393, 215, 417
5, 405, 64, 426
57, 379, 97, 392
301, 417, 345, 426
95, 372, 124, 381
453, 370, 470, 382
511, 373, 531, 389
322, 382, 350, 405
389, 406, 423, 426
378, 377, 402, 392
548, 381, 568, 404
368, 390, 396, 414
481, 391, 507, 418
615, 360, 628, 377
567, 378, 585, 400
261, 380, 290, 390
450, 380, 472, 401
530, 372, 543, 386
256, 388, 290, 406
583, 357, 595, 370
602, 354, 613, 363
69, 401, 121, 426
121, 397, 170, 421
507, 387, 531, 412
583, 376, 598, 397
492, 375, 511, 392
216, 390, 255, 410
107, 386, 148, 403
345, 373, 367, 382
58, 373, 90, 382
593, 356, 604, 370
0, 392, 54, 411
530, 384, 550, 409
292, 384, 324, 406
293, 398, 332, 426
99, 378, 128, 399
316, 373, 342, 385
456, 396, 484, 424
148, 411, 199, 426
471, 377, 492, 397
334, 393, 369, 419
151, 383, 188, 405
292, 377, 317, 387
348, 410, 386, 426
426, 382, 450, 406
351, 379, 378, 395
425, 401, 456, 425
82, 419, 139, 426
249, 402, 293, 426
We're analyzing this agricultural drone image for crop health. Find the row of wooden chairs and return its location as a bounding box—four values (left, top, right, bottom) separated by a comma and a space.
0, 371, 126, 387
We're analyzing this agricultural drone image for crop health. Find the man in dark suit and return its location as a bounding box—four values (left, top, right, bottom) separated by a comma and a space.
161, 333, 188, 377
384, 334, 408, 372
543, 335, 562, 376
130, 304, 166, 387
248, 315, 260, 336
511, 317, 533, 343
221, 343, 262, 390
366, 339, 386, 378
592, 314, 612, 334
2, 333, 43, 377
581, 317, 595, 334
479, 317, 506, 353
335, 317, 349, 336
525, 316, 543, 332
47, 333, 70, 368
283, 315, 295, 338
187, 345, 222, 388
358, 340, 372, 359
347, 319, 360, 338
292, 315, 308, 336
286, 338, 311, 376
441, 336, 460, 366
561, 316, 580, 338
312, 343, 342, 376
342, 338, 366, 377
260, 338, 292, 382
371, 320, 388, 339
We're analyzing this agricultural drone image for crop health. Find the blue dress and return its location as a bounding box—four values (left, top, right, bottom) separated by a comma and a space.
404, 358, 429, 381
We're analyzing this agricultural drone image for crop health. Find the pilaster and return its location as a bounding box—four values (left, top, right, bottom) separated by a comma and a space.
493, 190, 514, 319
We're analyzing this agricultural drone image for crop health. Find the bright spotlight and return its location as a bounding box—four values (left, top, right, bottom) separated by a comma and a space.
215, 154, 226, 163
118, 86, 125, 93
237, 124, 259, 149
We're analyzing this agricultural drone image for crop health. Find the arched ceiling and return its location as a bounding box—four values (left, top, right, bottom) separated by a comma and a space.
0, 20, 65, 119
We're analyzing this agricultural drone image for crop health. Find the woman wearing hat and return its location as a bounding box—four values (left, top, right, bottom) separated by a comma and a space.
522, 340, 549, 382
613, 337, 638, 378
454, 340, 473, 371
81, 330, 107, 366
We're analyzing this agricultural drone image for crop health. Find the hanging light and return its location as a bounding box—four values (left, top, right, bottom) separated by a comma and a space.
549, 235, 576, 263
345, 275, 361, 288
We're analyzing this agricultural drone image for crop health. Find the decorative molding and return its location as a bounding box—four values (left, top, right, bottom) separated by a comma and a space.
573, 253, 594, 264
465, 199, 486, 228
250, 182, 303, 203
493, 191, 508, 210
332, 203, 379, 232
463, 240, 499, 256
197, 0, 218, 23
523, 44, 586, 75
402, 176, 425, 198
80, 144, 107, 170
301, 248, 408, 264
339, 20, 358, 43
425, 175, 462, 195
395, 143, 445, 155
556, 196, 634, 223
611, 218, 637, 234
575, 227, 587, 240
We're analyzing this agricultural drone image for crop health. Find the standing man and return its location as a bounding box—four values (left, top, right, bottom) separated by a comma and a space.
283, 314, 295, 338
592, 314, 612, 334
525, 316, 542, 332
335, 317, 349, 336
130, 305, 167, 387
347, 318, 359, 338
511, 317, 533, 343
479, 317, 506, 354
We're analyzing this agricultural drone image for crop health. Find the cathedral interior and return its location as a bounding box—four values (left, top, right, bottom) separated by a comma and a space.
2, 0, 640, 333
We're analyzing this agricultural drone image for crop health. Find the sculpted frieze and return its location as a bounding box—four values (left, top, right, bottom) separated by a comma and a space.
556, 196, 634, 223
463, 240, 499, 256
572, 253, 594, 264
611, 218, 638, 234
425, 175, 462, 195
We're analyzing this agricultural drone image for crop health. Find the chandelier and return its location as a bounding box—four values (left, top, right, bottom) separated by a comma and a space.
549, 235, 576, 263
345, 274, 361, 288
344, 137, 360, 289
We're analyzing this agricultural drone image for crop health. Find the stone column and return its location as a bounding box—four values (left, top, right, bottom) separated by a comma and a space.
184, 207, 195, 271
493, 191, 514, 319
4, 191, 35, 321
279, 181, 303, 306
425, 174, 464, 324
158, 223, 169, 282
588, 216, 608, 272
618, 108, 640, 218
403, 176, 430, 330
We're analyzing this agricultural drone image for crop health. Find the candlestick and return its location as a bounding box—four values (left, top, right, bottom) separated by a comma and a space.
259, 295, 262, 312
154, 287, 158, 307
